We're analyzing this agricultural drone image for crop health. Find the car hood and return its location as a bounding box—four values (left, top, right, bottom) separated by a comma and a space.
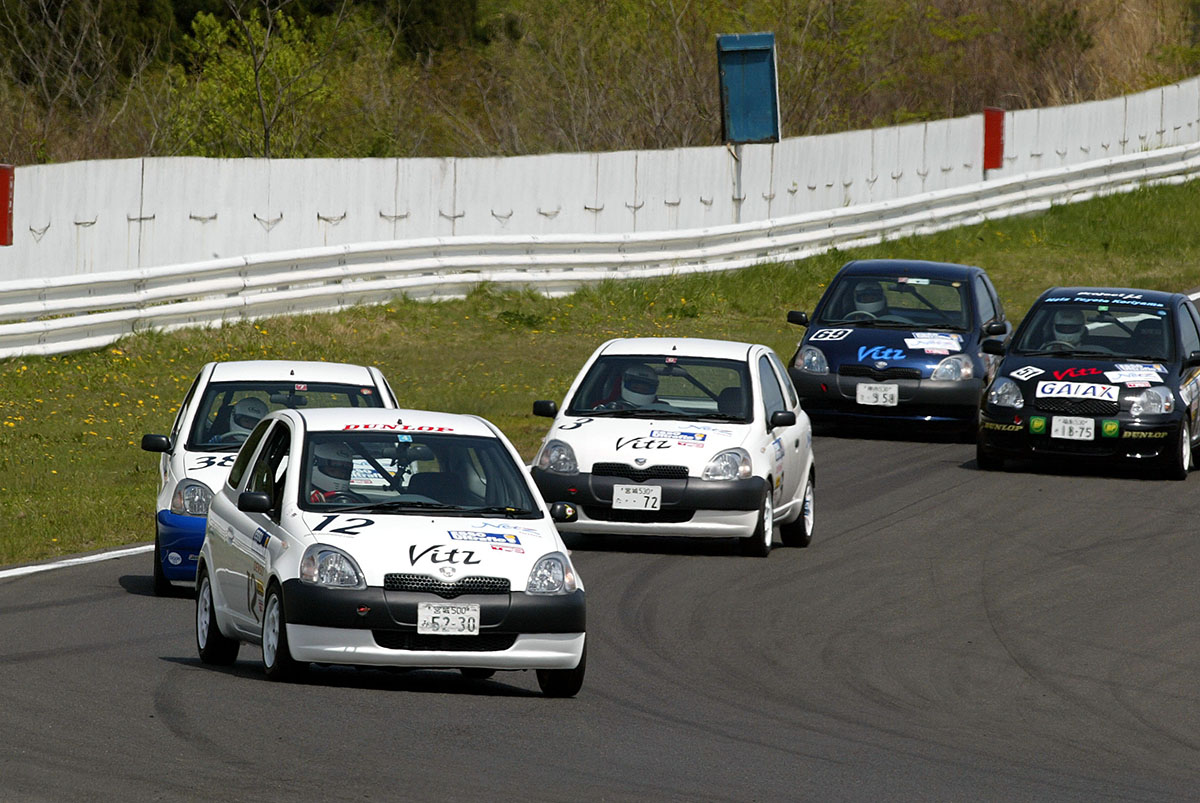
999, 356, 1171, 398
296, 511, 563, 590
806, 326, 970, 370
551, 416, 749, 473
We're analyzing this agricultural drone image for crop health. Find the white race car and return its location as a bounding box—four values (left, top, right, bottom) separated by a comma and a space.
530, 337, 815, 556
141, 360, 398, 596
195, 407, 586, 697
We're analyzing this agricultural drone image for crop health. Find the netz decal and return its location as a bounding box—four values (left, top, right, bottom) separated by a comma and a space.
1010, 365, 1044, 381
857, 346, 906, 361
810, 328, 853, 341
1106, 371, 1163, 384
981, 422, 1022, 432
1122, 431, 1168, 439
408, 545, 481, 566
1035, 381, 1117, 401
1117, 363, 1167, 374
448, 530, 520, 545
616, 436, 672, 450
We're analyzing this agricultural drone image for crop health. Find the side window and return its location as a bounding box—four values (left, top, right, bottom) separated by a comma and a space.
246, 424, 291, 514
1179, 304, 1200, 360
169, 371, 202, 445
982, 274, 1005, 320
974, 276, 997, 323
226, 419, 274, 490
767, 351, 798, 409
758, 355, 786, 422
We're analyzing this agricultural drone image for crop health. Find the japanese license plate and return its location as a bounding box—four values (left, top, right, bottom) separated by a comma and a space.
856, 383, 898, 406
1051, 416, 1094, 440
417, 602, 479, 635
612, 484, 661, 510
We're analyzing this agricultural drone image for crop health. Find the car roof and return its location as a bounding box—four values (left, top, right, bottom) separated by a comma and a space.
1039, 286, 1182, 306
835, 259, 983, 280
293, 407, 497, 438
207, 360, 379, 384
598, 337, 758, 360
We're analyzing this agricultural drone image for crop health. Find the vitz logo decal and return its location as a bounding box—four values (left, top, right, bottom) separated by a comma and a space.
408, 545, 481, 566
1052, 367, 1103, 381
857, 346, 906, 362
616, 436, 672, 450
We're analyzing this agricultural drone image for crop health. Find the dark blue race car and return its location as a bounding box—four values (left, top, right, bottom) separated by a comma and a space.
786, 259, 1011, 432
977, 286, 1200, 479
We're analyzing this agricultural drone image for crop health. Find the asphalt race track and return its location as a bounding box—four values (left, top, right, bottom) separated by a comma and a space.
3, 430, 1200, 802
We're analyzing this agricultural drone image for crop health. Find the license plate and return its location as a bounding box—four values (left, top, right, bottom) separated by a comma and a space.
856, 383, 898, 406
417, 602, 479, 635
1051, 416, 1094, 440
612, 484, 661, 510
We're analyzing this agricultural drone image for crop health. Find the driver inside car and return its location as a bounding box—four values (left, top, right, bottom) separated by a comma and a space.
222, 396, 268, 443
309, 442, 355, 503
852, 281, 887, 317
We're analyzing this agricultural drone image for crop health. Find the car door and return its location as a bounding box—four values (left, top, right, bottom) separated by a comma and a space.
758, 352, 803, 507
1179, 302, 1200, 441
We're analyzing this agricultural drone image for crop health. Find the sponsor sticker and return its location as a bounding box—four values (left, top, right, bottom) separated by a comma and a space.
343, 423, 453, 431
1117, 363, 1167, 374
1029, 416, 1047, 435
295, 383, 308, 390
1010, 365, 1044, 381
1105, 370, 1163, 384
650, 430, 707, 446
489, 544, 525, 554
1122, 430, 1168, 439
981, 422, 1022, 432
897, 277, 931, 285
448, 531, 521, 545
1101, 420, 1120, 438
1125, 381, 1151, 388
1035, 381, 1118, 401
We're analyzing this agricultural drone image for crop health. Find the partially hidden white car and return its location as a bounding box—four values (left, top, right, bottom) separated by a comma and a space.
141, 360, 398, 596
195, 407, 587, 697
530, 337, 815, 556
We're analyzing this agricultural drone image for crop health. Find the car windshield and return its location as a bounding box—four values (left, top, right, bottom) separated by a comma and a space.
300, 431, 540, 517
815, 274, 970, 330
1011, 300, 1175, 361
565, 355, 752, 422
187, 381, 385, 452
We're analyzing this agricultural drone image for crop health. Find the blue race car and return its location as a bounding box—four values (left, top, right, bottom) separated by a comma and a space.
786, 259, 1011, 432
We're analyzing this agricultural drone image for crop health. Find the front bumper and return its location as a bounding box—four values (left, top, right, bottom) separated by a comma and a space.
789, 369, 983, 424
156, 510, 206, 581
532, 467, 766, 537
280, 579, 585, 669
978, 408, 1180, 461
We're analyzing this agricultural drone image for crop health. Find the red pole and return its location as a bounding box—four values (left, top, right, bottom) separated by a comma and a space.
983, 108, 1004, 172
0, 165, 11, 246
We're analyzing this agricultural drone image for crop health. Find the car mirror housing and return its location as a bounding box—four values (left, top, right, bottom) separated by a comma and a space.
983, 321, 1007, 336
141, 434, 171, 453
549, 501, 578, 523
769, 410, 797, 428
981, 339, 1006, 356
533, 400, 558, 418
237, 491, 273, 514
1185, 350, 1200, 369
787, 310, 809, 327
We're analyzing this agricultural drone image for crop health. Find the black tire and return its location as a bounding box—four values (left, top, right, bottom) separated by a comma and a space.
459, 668, 496, 680
196, 568, 239, 665
152, 535, 173, 597
739, 484, 773, 557
262, 583, 305, 681
536, 643, 586, 698
976, 434, 1003, 471
780, 471, 814, 548
1163, 420, 1192, 481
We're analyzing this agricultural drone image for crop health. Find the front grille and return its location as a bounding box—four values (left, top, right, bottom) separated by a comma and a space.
839, 365, 921, 381
1033, 398, 1119, 416
372, 631, 518, 651
383, 574, 510, 598
591, 462, 689, 481
583, 505, 694, 523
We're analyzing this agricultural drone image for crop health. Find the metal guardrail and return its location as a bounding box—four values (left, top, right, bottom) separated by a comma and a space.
3, 141, 1199, 359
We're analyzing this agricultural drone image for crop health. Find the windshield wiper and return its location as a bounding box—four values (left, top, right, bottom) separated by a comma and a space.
466, 505, 538, 518
329, 499, 458, 514
1020, 348, 1112, 358
693, 412, 746, 422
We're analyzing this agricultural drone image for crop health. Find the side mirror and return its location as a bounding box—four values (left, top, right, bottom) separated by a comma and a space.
1185, 350, 1200, 369
787, 310, 810, 327
983, 321, 1007, 337
141, 434, 171, 453
533, 400, 558, 418
549, 501, 578, 523
981, 339, 1006, 356
769, 410, 797, 429
237, 491, 273, 514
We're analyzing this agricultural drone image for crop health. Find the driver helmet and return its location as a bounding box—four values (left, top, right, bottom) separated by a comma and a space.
621, 364, 659, 406
854, 281, 886, 315
228, 397, 268, 438
312, 442, 354, 493
1052, 308, 1086, 346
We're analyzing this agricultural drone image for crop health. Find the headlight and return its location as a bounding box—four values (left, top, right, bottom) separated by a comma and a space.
702, 448, 753, 481
987, 377, 1024, 408
536, 439, 579, 475
930, 354, 974, 381
1129, 386, 1174, 416
170, 479, 213, 516
299, 544, 365, 588
526, 552, 578, 594
795, 345, 828, 375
